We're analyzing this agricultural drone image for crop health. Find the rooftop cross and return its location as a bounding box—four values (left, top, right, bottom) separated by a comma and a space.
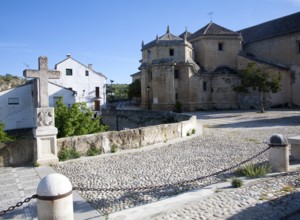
208, 12, 214, 22
23, 56, 60, 107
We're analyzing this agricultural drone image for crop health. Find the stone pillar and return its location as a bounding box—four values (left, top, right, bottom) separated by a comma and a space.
34, 108, 59, 165
288, 136, 300, 161
37, 173, 74, 220
23, 56, 61, 165
268, 134, 289, 172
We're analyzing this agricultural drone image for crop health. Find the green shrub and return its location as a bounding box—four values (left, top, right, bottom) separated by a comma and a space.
111, 144, 118, 153
0, 123, 15, 143
235, 163, 272, 178
55, 98, 108, 138
191, 128, 196, 134
231, 178, 243, 188
87, 146, 102, 156
58, 147, 81, 161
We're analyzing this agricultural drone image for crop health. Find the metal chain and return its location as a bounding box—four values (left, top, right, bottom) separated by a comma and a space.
73, 146, 271, 192
0, 194, 37, 216
0, 145, 271, 216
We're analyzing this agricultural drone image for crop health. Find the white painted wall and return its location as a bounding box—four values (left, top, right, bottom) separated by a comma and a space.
0, 81, 76, 130
0, 83, 35, 130
48, 82, 76, 108
51, 56, 107, 110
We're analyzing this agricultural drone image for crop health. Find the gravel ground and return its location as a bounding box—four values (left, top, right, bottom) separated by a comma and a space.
53, 120, 300, 216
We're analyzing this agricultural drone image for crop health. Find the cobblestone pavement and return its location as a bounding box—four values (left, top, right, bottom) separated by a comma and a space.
1, 109, 300, 220
0, 167, 39, 220
52, 110, 300, 219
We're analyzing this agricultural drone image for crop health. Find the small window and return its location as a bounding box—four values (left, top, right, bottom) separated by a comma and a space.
203, 82, 207, 91
174, 70, 179, 79
95, 87, 100, 98
175, 93, 178, 100
298, 41, 300, 54
169, 49, 174, 56
85, 70, 89, 76
148, 71, 152, 80
8, 97, 19, 105
218, 43, 223, 51
147, 50, 151, 59
66, 69, 73, 76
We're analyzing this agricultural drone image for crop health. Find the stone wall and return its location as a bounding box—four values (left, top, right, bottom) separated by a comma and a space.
0, 139, 34, 167
58, 112, 198, 154
0, 112, 199, 167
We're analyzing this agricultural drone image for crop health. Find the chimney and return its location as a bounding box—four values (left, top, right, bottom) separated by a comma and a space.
88, 64, 93, 70
67, 54, 71, 58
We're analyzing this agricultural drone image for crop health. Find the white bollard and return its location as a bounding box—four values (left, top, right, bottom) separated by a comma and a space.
36, 173, 74, 220
268, 134, 289, 172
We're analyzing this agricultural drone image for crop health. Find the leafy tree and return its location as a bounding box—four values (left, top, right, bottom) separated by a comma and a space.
0, 123, 15, 143
235, 62, 282, 113
127, 79, 141, 102
55, 98, 108, 138
106, 83, 129, 102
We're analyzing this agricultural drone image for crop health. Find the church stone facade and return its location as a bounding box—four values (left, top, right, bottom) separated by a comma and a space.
139, 12, 300, 111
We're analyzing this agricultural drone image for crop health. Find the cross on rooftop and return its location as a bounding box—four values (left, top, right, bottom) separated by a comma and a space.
208, 12, 214, 22
23, 56, 60, 107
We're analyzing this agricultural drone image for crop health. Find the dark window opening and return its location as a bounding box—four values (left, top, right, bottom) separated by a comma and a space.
169, 49, 174, 56
8, 97, 19, 105
203, 82, 207, 91
298, 42, 300, 54
85, 70, 89, 76
66, 68, 73, 76
218, 43, 223, 51
95, 87, 100, 97
147, 50, 151, 59
148, 71, 152, 80
175, 93, 178, 100
174, 70, 179, 79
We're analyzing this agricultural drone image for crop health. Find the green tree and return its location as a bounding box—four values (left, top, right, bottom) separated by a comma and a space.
0, 123, 15, 143
235, 62, 282, 113
55, 98, 108, 138
127, 79, 141, 102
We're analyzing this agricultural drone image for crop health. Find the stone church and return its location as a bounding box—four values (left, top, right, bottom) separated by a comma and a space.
139, 12, 300, 111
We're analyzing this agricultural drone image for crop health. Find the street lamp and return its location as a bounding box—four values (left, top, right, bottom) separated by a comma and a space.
147, 86, 150, 110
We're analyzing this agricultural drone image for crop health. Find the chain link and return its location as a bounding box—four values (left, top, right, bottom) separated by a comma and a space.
0, 145, 271, 216
0, 194, 37, 216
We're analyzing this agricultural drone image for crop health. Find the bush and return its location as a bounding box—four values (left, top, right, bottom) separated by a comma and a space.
235, 163, 272, 178
55, 98, 108, 138
0, 123, 15, 143
58, 147, 81, 161
231, 178, 243, 188
111, 144, 118, 153
191, 128, 196, 134
87, 146, 102, 156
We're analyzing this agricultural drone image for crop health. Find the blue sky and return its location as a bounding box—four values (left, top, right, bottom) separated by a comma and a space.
0, 0, 299, 84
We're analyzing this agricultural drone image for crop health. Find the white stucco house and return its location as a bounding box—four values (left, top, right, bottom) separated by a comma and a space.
0, 55, 107, 131
50, 55, 107, 111
0, 80, 75, 130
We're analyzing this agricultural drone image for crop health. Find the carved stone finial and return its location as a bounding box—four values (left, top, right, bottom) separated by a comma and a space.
166, 25, 170, 34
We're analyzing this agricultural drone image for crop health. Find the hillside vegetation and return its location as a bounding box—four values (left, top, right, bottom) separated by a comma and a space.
0, 74, 27, 92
